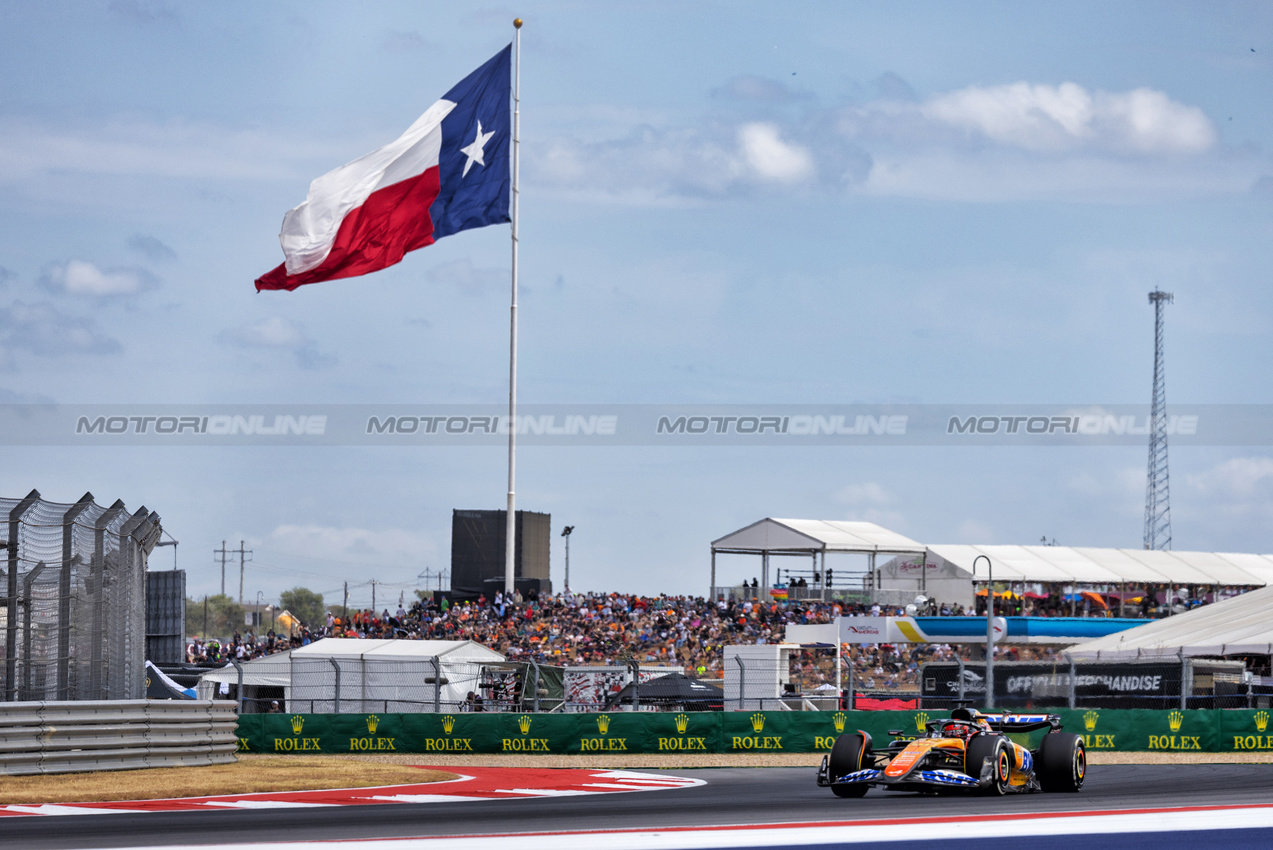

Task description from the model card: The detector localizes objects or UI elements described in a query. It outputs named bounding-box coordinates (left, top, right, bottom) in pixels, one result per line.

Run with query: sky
left=1, top=1, right=1272, bottom=610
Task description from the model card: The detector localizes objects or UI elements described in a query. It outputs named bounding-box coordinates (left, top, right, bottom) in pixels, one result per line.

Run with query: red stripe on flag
left=256, top=166, right=442, bottom=292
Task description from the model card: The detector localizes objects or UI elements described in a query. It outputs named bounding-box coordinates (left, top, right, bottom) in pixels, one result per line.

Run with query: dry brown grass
left=0, top=758, right=456, bottom=805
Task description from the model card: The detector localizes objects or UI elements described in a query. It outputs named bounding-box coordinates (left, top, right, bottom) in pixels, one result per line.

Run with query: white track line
left=135, top=804, right=1273, bottom=850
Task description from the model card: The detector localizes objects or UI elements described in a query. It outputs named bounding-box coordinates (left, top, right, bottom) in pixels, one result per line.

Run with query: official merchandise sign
left=920, top=662, right=1188, bottom=709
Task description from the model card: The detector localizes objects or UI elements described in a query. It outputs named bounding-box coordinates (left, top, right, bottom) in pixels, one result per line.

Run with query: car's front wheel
left=966, top=734, right=1011, bottom=796
left=828, top=732, right=872, bottom=798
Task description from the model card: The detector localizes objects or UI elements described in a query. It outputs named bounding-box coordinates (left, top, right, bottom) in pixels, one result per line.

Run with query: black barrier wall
left=235, top=708, right=1273, bottom=755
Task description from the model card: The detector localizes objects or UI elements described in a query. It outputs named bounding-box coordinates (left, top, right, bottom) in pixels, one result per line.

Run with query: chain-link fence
left=0, top=490, right=161, bottom=702
left=195, top=657, right=704, bottom=714
left=919, top=658, right=1260, bottom=710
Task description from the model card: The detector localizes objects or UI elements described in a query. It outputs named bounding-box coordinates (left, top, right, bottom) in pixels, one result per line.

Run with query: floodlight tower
left=1144, top=289, right=1174, bottom=550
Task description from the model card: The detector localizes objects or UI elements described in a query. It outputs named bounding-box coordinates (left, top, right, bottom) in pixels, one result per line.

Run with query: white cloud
left=956, top=519, right=995, bottom=541
left=738, top=123, right=814, bottom=182
left=834, top=481, right=904, bottom=528
left=427, top=257, right=506, bottom=293
left=1181, top=457, right=1273, bottom=532
left=218, top=317, right=334, bottom=369
left=41, top=259, right=155, bottom=296
left=530, top=76, right=1246, bottom=205
left=713, top=75, right=810, bottom=104
left=264, top=523, right=440, bottom=566
left=529, top=120, right=828, bottom=203
left=0, top=116, right=354, bottom=184
left=1187, top=457, right=1273, bottom=502
left=223, top=316, right=306, bottom=348
left=858, top=149, right=1254, bottom=203
left=127, top=234, right=177, bottom=262
left=0, top=300, right=121, bottom=364
left=836, top=481, right=893, bottom=506
left=921, top=82, right=1216, bottom=154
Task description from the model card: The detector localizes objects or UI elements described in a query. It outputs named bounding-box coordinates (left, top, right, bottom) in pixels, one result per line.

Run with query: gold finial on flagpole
left=513, top=18, right=522, bottom=28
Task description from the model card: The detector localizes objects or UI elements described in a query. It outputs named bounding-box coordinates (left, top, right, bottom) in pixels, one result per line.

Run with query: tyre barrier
left=235, top=707, right=1273, bottom=756
left=0, top=700, right=240, bottom=775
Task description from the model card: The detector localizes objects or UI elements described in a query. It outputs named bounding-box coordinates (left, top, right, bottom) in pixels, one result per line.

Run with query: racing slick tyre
left=966, top=734, right=1011, bottom=796
left=1038, top=731, right=1086, bottom=792
left=828, top=732, right=872, bottom=798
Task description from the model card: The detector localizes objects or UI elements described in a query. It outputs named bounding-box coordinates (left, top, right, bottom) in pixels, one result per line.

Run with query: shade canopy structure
left=289, top=638, right=504, bottom=663
left=710, top=518, right=925, bottom=599
left=196, top=648, right=297, bottom=709
left=923, top=545, right=1273, bottom=587
left=198, top=640, right=507, bottom=712
left=713, top=519, right=925, bottom=555
left=1067, top=583, right=1273, bottom=660
left=602, top=672, right=725, bottom=711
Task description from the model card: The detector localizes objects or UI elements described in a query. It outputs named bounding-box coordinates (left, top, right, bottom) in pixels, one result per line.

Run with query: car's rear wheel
left=966, top=734, right=1010, bottom=795
left=828, top=732, right=872, bottom=798
left=1038, top=732, right=1085, bottom=792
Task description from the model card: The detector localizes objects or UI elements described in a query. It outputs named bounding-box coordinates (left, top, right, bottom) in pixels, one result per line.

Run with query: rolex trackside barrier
left=234, top=708, right=1273, bottom=756
left=0, top=699, right=240, bottom=775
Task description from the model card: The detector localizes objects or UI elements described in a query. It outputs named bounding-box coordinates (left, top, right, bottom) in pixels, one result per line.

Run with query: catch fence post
left=628, top=658, right=640, bottom=712
left=328, top=657, right=341, bottom=713
left=1179, top=651, right=1189, bottom=710
left=1068, top=654, right=1077, bottom=710
left=735, top=656, right=746, bottom=711
left=231, top=660, right=244, bottom=713
left=845, top=652, right=854, bottom=711
left=529, top=660, right=541, bottom=712
left=430, top=657, right=441, bottom=713
left=957, top=655, right=966, bottom=704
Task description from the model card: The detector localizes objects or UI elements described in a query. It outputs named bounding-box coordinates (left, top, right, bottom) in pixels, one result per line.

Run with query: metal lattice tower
left=1144, top=289, right=1174, bottom=550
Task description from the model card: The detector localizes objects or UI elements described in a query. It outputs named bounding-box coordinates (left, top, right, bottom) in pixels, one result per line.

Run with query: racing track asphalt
left=3, top=764, right=1272, bottom=849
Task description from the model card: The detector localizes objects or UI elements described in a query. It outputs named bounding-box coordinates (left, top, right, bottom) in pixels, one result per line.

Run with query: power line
left=214, top=540, right=229, bottom=596
left=236, top=540, right=253, bottom=605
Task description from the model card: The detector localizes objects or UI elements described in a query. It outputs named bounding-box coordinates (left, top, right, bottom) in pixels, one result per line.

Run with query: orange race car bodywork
left=817, top=708, right=1083, bottom=796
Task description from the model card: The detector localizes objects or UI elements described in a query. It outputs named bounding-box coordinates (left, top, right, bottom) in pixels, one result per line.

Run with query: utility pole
left=343, top=582, right=348, bottom=621
left=371, top=579, right=377, bottom=613
left=560, top=526, right=574, bottom=590
left=236, top=540, right=253, bottom=605
left=1144, top=289, right=1174, bottom=551
left=214, top=541, right=229, bottom=596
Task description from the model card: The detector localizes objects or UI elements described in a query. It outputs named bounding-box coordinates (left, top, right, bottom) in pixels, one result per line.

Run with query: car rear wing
left=980, top=713, right=1062, bottom=733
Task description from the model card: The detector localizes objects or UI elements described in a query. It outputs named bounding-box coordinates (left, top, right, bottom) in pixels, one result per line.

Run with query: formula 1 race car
left=816, top=707, right=1085, bottom=797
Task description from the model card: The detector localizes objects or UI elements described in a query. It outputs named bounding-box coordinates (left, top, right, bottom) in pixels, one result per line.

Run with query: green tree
left=279, top=587, right=325, bottom=627
left=185, top=594, right=246, bottom=639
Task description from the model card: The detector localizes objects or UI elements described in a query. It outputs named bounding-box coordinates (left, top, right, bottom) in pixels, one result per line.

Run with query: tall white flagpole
left=504, top=18, right=522, bottom=596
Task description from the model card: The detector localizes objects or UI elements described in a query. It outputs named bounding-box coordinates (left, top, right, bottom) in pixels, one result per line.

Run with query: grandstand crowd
left=189, top=590, right=1074, bottom=692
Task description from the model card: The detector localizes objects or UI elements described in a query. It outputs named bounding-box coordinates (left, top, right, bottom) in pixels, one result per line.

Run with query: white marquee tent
left=197, top=639, right=505, bottom=713
left=290, top=638, right=505, bottom=712
left=1067, top=584, right=1273, bottom=660
left=923, top=545, right=1273, bottom=587
left=712, top=518, right=1273, bottom=607
left=877, top=545, right=1273, bottom=611
left=710, top=518, right=925, bottom=595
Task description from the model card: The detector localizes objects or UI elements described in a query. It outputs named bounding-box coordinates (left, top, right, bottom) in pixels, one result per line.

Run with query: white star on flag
left=459, top=120, right=495, bottom=177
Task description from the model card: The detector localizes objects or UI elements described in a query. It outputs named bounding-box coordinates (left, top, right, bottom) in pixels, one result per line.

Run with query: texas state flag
left=255, top=46, right=511, bottom=292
